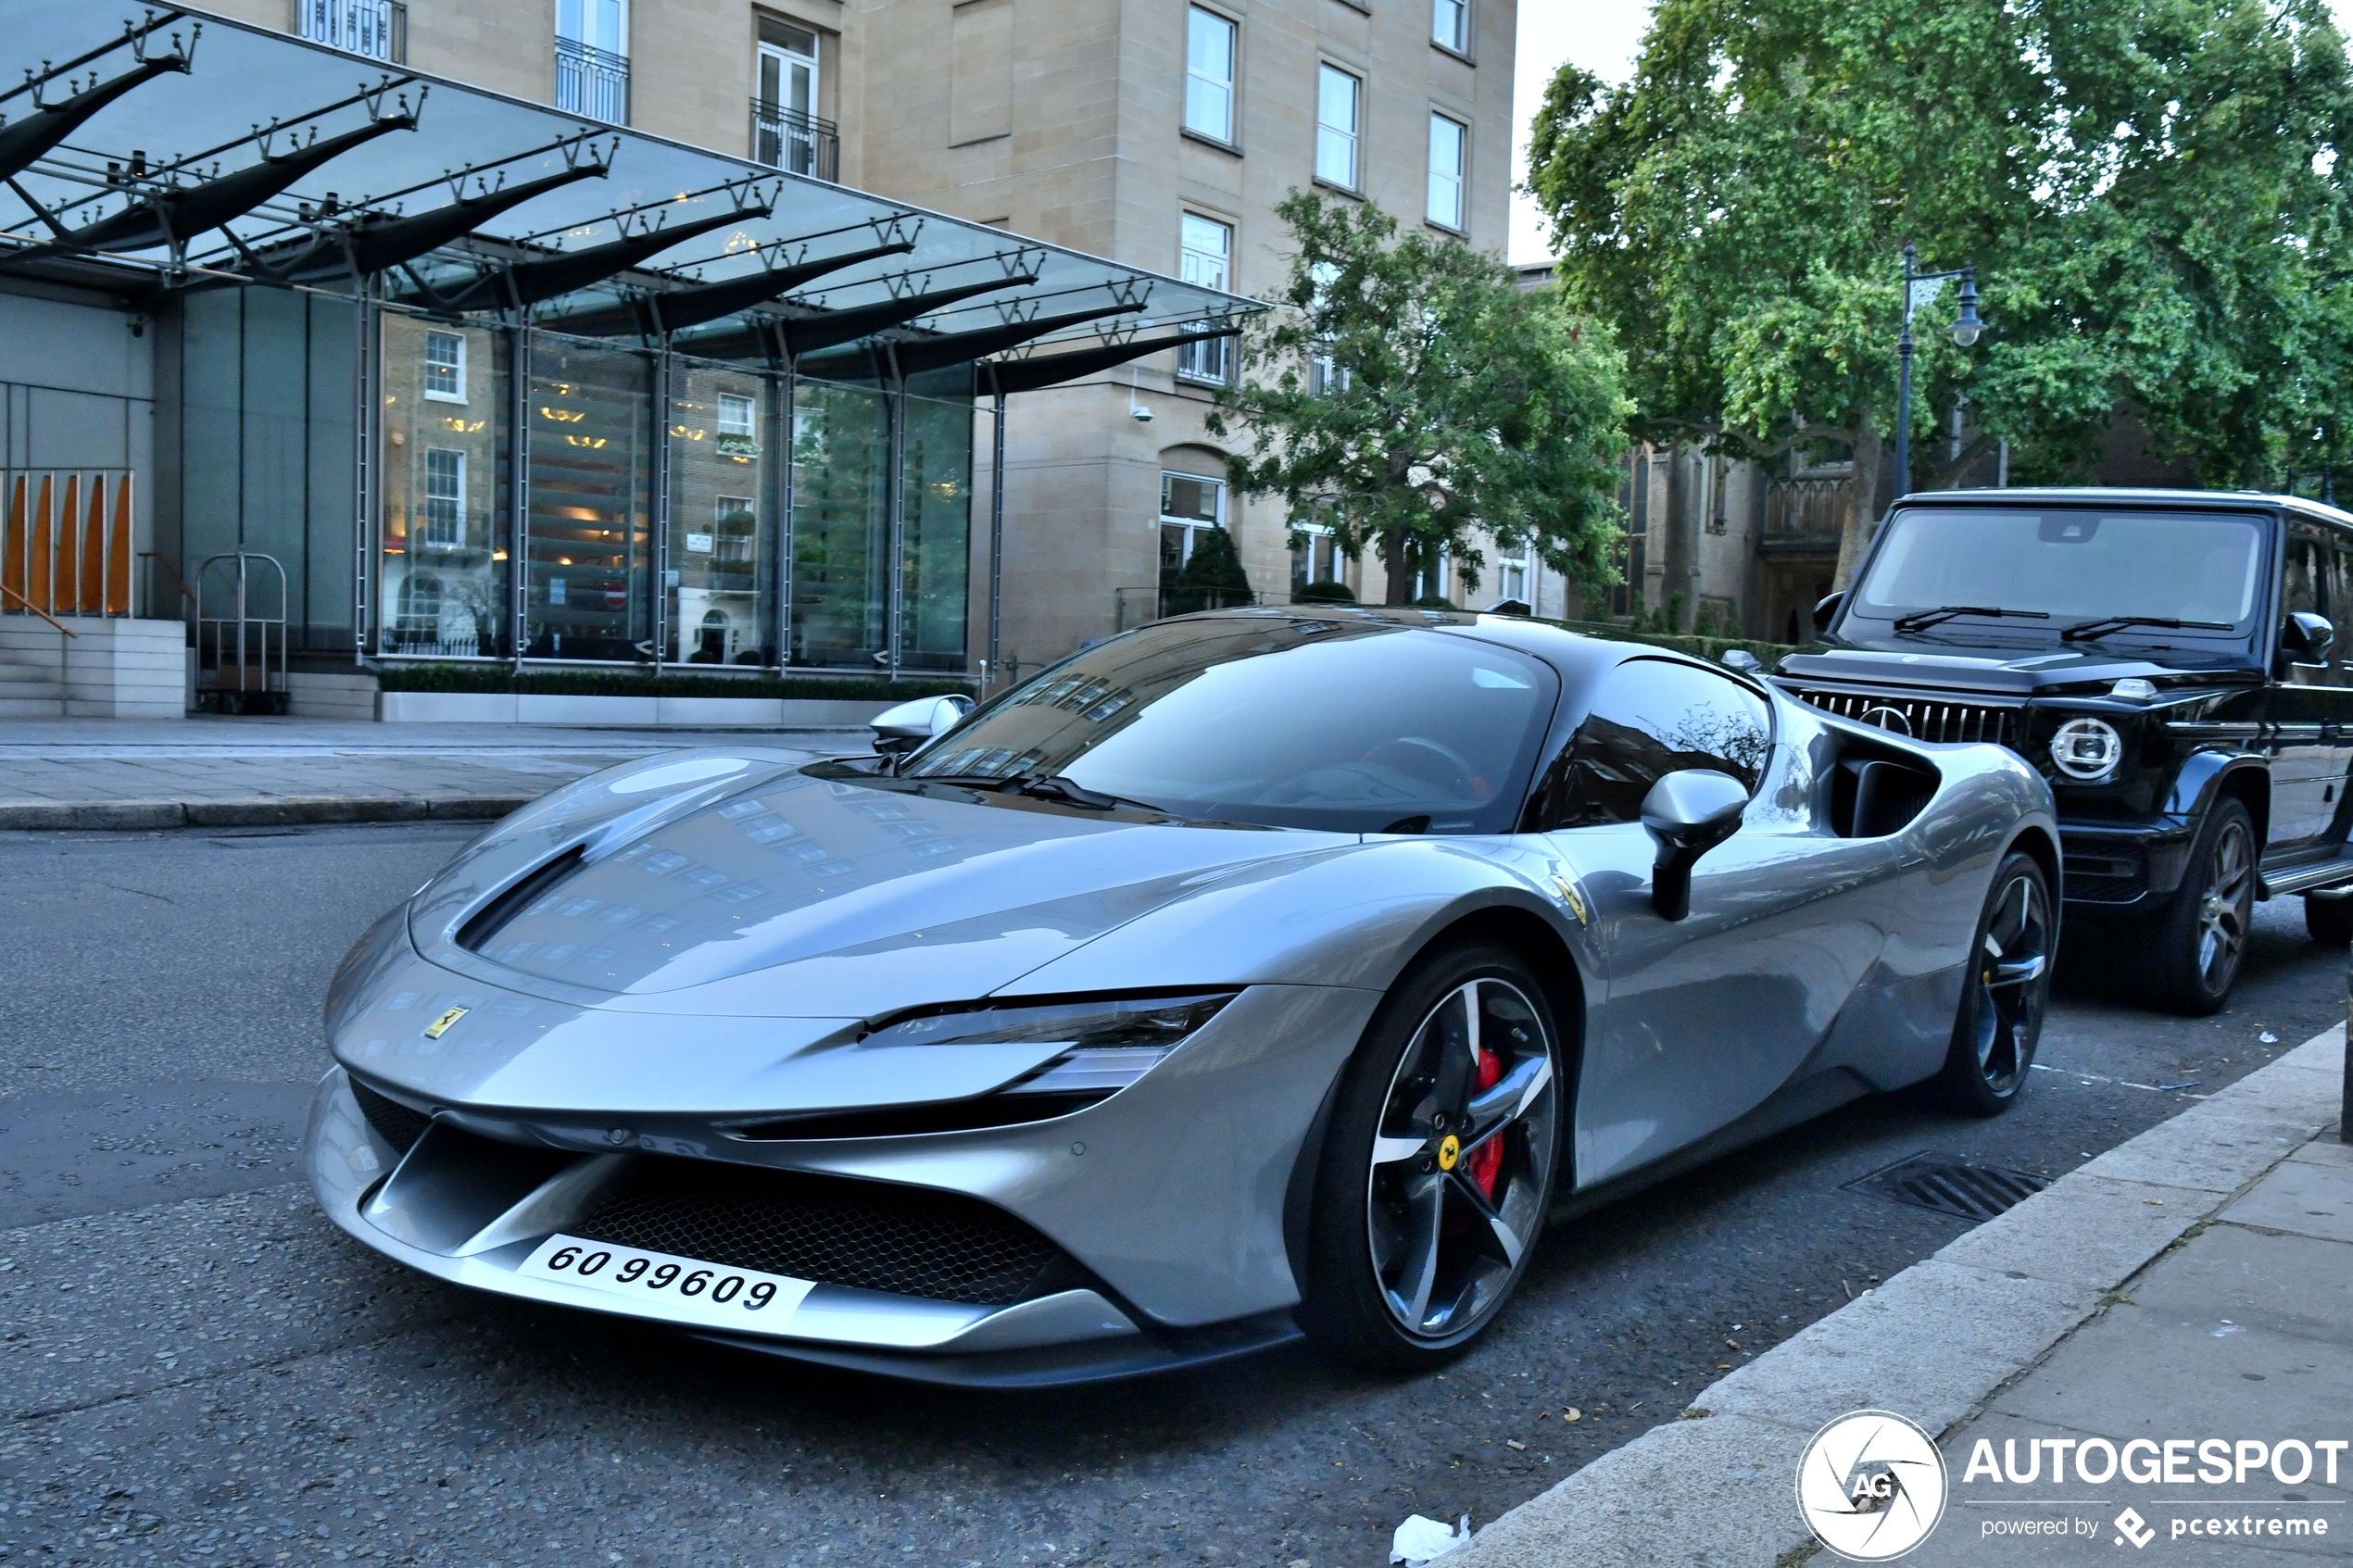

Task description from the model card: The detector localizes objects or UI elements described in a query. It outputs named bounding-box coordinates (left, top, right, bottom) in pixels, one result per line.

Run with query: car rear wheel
left=1937, top=852, right=2053, bottom=1116
left=1298, top=942, right=1564, bottom=1369
left=2141, top=798, right=2256, bottom=1016
left=2305, top=891, right=2353, bottom=947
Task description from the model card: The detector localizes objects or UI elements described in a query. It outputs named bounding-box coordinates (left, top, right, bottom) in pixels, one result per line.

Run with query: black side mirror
left=2282, top=610, right=2336, bottom=670
left=1813, top=592, right=1846, bottom=633
left=1640, top=769, right=1750, bottom=922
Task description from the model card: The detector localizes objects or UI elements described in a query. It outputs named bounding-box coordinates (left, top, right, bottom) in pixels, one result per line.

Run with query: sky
left=1507, top=0, right=2353, bottom=264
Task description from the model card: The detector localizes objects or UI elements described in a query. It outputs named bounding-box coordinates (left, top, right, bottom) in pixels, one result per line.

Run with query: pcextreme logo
left=1797, top=1411, right=1950, bottom=1561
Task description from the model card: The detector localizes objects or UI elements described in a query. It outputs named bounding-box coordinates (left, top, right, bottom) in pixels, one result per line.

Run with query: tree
left=1167, top=524, right=1253, bottom=614
left=1207, top=192, right=1631, bottom=607
left=1527, top=0, right=2353, bottom=583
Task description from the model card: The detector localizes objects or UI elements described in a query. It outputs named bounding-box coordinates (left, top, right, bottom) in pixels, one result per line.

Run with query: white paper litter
left=1390, top=1512, right=1472, bottom=1564
left=2259, top=1031, right=2280, bottom=1044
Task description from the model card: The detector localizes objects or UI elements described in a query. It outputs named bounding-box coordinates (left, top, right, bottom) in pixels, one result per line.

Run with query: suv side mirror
left=1640, top=769, right=1749, bottom=922
left=1720, top=648, right=1763, bottom=674
left=872, top=693, right=974, bottom=757
left=1812, top=592, right=1845, bottom=633
left=2281, top=610, right=2336, bottom=670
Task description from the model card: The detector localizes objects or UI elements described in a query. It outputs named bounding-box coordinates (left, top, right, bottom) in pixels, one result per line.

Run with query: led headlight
left=870, top=993, right=1236, bottom=1100
left=2049, top=717, right=2124, bottom=782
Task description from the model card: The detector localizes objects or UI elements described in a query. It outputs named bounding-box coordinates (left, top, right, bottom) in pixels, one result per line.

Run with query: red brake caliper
left=1466, top=1043, right=1504, bottom=1198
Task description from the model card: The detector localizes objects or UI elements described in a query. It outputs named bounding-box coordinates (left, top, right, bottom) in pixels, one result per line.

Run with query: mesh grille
left=351, top=1078, right=433, bottom=1154
left=573, top=1158, right=1064, bottom=1306
left=1794, top=688, right=2019, bottom=747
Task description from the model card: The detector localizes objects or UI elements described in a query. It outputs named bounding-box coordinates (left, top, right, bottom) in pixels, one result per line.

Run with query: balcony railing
left=749, top=101, right=840, bottom=182
left=296, top=0, right=405, bottom=61
left=557, top=38, right=630, bottom=125
left=1763, top=474, right=1850, bottom=554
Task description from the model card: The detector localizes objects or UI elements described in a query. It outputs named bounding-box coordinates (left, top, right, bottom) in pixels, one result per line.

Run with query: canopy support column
left=772, top=358, right=796, bottom=668
left=884, top=349, right=905, bottom=682
left=988, top=390, right=1005, bottom=690
left=510, top=321, right=533, bottom=670
left=351, top=281, right=377, bottom=663
left=651, top=339, right=672, bottom=671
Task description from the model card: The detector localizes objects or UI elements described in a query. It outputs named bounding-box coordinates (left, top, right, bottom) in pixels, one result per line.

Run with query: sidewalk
left=0, top=717, right=867, bottom=830
left=1454, top=1025, right=2350, bottom=1567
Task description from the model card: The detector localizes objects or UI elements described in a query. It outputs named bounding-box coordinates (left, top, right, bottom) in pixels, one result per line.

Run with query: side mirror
left=1812, top=592, right=1846, bottom=633
left=871, top=693, right=974, bottom=757
left=1640, top=769, right=1749, bottom=922
left=1720, top=648, right=1763, bottom=674
left=2281, top=610, right=2336, bottom=670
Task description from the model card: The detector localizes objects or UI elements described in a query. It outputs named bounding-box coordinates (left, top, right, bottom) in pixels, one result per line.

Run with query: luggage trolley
left=195, top=552, right=290, bottom=714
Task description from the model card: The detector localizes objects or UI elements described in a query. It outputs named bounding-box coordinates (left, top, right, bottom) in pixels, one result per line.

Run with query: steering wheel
left=1362, top=736, right=1478, bottom=796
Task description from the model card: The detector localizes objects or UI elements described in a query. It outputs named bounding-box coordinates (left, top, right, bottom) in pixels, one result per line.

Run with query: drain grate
left=1843, top=1151, right=2051, bottom=1223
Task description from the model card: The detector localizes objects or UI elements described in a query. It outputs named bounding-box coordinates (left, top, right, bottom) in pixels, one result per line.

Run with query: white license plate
left=519, top=1234, right=815, bottom=1331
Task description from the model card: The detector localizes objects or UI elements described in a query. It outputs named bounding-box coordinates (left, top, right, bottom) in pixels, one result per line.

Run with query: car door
left=1538, top=658, right=1898, bottom=1187
left=2263, top=520, right=2353, bottom=857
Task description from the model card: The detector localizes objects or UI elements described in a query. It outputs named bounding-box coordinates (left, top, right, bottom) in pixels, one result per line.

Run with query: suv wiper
left=2060, top=614, right=2235, bottom=642
left=1891, top=605, right=2053, bottom=633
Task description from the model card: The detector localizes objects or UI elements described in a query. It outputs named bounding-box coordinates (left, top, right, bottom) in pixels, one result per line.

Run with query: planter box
left=375, top=691, right=896, bottom=728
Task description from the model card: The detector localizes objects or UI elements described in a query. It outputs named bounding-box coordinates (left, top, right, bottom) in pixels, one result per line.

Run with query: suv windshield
left=900, top=615, right=1559, bottom=834
left=1851, top=508, right=2266, bottom=638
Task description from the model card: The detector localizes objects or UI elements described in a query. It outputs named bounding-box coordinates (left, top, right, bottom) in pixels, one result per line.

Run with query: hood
left=1778, top=639, right=2262, bottom=696
left=408, top=761, right=1356, bottom=1018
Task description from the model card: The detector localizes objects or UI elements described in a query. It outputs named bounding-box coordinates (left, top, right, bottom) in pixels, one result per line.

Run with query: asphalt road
left=0, top=822, right=2342, bottom=1568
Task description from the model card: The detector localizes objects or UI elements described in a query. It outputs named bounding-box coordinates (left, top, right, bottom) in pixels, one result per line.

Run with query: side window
left=2284, top=524, right=2326, bottom=621
left=1546, top=659, right=1773, bottom=830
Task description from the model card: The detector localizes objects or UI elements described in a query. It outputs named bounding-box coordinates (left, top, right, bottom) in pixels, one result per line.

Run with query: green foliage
left=1527, top=0, right=2353, bottom=545
left=1293, top=579, right=1358, bottom=603
left=373, top=665, right=971, bottom=698
left=1166, top=525, right=1255, bottom=614
left=1209, top=192, right=1633, bottom=607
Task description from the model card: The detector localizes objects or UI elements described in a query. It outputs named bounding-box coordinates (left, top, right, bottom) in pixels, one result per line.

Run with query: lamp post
left=1894, top=242, right=1985, bottom=497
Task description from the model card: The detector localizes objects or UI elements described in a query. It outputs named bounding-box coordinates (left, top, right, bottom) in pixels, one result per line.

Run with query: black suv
left=1777, top=487, right=2351, bottom=1014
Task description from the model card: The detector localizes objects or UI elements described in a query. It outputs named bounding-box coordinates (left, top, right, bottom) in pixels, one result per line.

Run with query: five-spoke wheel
left=1939, top=851, right=2055, bottom=1115
left=2144, top=798, right=2256, bottom=1016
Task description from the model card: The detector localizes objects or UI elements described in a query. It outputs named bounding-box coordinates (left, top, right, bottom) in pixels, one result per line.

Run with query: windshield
left=1851, top=508, right=2266, bottom=636
left=901, top=615, right=1560, bottom=833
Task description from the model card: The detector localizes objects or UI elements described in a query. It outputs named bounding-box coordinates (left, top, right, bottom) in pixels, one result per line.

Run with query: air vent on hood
left=457, top=846, right=588, bottom=954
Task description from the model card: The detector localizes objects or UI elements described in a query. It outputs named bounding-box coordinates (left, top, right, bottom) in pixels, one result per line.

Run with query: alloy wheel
left=1365, top=978, right=1558, bottom=1339
left=2196, top=820, right=2253, bottom=987
left=1971, top=872, right=2050, bottom=1095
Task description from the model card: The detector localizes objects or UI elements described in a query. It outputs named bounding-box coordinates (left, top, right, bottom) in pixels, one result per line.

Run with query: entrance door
left=2267, top=520, right=2353, bottom=856
left=757, top=26, right=821, bottom=174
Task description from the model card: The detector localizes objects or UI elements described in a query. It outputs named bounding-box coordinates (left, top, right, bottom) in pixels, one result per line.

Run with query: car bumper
left=2057, top=820, right=2196, bottom=909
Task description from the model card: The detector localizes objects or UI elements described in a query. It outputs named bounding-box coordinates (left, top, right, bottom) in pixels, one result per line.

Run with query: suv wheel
left=2307, top=892, right=2353, bottom=947
left=2143, top=798, right=2256, bottom=1016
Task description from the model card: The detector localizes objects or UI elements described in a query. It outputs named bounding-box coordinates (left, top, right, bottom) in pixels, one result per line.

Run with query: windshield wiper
left=901, top=770, right=1176, bottom=815
left=2060, top=614, right=2235, bottom=642
left=1891, top=605, right=2053, bottom=633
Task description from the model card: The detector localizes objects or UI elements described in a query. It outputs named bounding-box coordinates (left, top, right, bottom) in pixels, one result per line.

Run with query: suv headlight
left=2050, top=717, right=2124, bottom=782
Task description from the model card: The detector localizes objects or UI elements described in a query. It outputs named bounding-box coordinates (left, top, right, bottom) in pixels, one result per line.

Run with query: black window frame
left=1520, top=654, right=1778, bottom=833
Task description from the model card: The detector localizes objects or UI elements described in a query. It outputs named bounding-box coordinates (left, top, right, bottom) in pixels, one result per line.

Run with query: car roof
left=1894, top=486, right=2353, bottom=538
left=1160, top=606, right=1743, bottom=691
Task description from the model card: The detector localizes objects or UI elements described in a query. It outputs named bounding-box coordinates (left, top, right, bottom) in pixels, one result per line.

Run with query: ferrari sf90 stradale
left=307, top=610, right=2056, bottom=1383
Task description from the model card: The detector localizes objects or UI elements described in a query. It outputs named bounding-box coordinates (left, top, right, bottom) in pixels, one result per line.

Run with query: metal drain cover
left=1843, top=1152, right=2052, bottom=1223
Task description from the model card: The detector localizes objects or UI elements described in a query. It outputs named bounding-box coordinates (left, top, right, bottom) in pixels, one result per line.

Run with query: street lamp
left=1894, top=241, right=1985, bottom=496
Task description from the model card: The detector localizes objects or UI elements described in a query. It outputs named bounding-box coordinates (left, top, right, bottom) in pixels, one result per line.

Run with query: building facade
left=198, top=0, right=1521, bottom=673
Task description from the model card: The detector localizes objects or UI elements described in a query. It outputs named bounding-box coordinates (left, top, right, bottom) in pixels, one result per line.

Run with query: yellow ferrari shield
left=1436, top=1134, right=1462, bottom=1172
left=423, top=1006, right=469, bottom=1040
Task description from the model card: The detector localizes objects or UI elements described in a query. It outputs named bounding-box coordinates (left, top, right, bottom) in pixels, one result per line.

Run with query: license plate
left=519, top=1235, right=815, bottom=1331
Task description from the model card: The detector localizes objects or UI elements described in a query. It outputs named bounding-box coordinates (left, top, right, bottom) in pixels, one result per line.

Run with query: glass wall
left=666, top=353, right=773, bottom=664
left=788, top=375, right=890, bottom=668
left=381, top=311, right=510, bottom=656
left=899, top=385, right=971, bottom=670
left=525, top=333, right=652, bottom=660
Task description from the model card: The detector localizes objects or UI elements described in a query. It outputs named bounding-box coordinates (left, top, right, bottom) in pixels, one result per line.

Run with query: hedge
left=1545, top=620, right=1795, bottom=667
left=371, top=664, right=974, bottom=699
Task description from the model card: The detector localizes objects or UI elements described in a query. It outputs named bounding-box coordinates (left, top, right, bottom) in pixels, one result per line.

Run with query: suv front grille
left=1793, top=688, right=2019, bottom=746
left=572, top=1158, right=1067, bottom=1306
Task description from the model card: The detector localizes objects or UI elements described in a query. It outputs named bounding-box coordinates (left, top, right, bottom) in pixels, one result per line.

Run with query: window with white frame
left=1307, top=259, right=1351, bottom=395
left=1413, top=546, right=1450, bottom=604
left=1159, top=470, right=1225, bottom=588
left=1176, top=213, right=1233, bottom=383
left=423, top=331, right=466, bottom=403
left=422, top=448, right=465, bottom=546
left=1315, top=65, right=1360, bottom=190
left=1432, top=0, right=1468, bottom=53
left=1185, top=7, right=1236, bottom=143
left=1427, top=114, right=1466, bottom=230
left=1290, top=522, right=1347, bottom=595
left=717, top=392, right=756, bottom=436
left=1495, top=546, right=1532, bottom=605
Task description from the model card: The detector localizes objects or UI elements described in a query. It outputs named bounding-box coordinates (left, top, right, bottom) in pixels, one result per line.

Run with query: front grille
left=572, top=1158, right=1066, bottom=1306
left=1793, top=688, right=2019, bottom=746
left=2063, top=859, right=2146, bottom=903
left=1844, top=1151, right=2051, bottom=1223
left=351, top=1077, right=433, bottom=1154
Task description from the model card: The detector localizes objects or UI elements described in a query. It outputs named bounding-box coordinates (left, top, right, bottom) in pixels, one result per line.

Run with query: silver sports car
left=306, top=610, right=2058, bottom=1383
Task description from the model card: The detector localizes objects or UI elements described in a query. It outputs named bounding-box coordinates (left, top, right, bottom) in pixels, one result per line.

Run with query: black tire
left=1936, top=852, right=2054, bottom=1117
left=2305, top=892, right=2353, bottom=947
left=2140, top=798, right=2257, bottom=1016
left=1298, top=941, right=1565, bottom=1370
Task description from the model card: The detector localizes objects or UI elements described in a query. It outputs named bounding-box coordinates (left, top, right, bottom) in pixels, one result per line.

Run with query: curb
left=1454, top=1023, right=2349, bottom=1568
left=0, top=797, right=532, bottom=832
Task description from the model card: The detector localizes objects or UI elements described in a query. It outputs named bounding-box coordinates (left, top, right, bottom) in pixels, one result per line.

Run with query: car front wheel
left=2142, top=798, right=2256, bottom=1016
left=1298, top=942, right=1564, bottom=1369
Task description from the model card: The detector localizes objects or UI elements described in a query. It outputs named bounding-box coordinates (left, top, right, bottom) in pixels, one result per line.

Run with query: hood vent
left=457, top=845, right=589, bottom=954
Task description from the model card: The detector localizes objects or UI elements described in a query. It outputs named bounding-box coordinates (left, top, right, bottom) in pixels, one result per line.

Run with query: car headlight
left=2049, top=717, right=2124, bottom=782
left=729, top=994, right=1238, bottom=1141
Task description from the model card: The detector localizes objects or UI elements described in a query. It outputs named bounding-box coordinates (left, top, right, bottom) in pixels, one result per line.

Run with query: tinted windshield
left=903, top=616, right=1560, bottom=833
left=1852, top=508, right=2266, bottom=635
